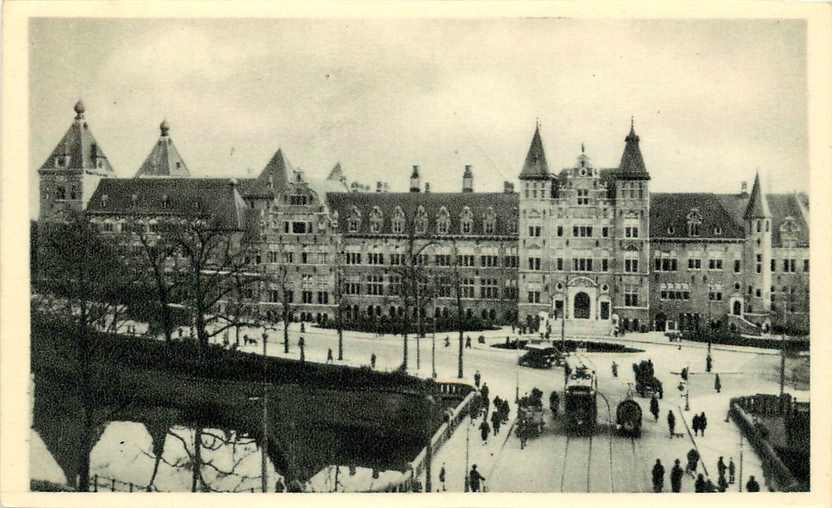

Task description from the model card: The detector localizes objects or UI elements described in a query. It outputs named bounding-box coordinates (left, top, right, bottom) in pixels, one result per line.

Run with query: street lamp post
left=463, top=414, right=470, bottom=492
left=424, top=395, right=435, bottom=493
left=432, top=316, right=437, bottom=379
left=261, top=332, right=268, bottom=493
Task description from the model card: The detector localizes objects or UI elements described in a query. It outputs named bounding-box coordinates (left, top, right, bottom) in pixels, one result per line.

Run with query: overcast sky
left=29, top=18, right=807, bottom=217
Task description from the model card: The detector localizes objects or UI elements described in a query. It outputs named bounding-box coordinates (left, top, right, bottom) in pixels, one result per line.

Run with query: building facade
left=36, top=102, right=810, bottom=334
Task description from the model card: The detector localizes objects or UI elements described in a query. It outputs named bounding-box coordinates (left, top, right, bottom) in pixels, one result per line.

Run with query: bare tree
left=333, top=246, right=348, bottom=361
left=450, top=240, right=466, bottom=379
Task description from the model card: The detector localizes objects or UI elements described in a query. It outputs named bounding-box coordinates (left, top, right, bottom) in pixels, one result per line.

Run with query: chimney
left=383, top=181, right=390, bottom=192
left=410, top=165, right=421, bottom=193
left=376, top=181, right=384, bottom=193
left=740, top=181, right=748, bottom=196
left=462, top=164, right=474, bottom=193
left=425, top=182, right=431, bottom=193
left=504, top=181, right=515, bottom=194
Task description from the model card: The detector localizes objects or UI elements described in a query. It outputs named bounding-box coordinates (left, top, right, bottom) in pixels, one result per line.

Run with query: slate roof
left=326, top=192, right=519, bottom=237
left=86, top=178, right=250, bottom=230
left=650, top=193, right=745, bottom=239
left=239, top=148, right=293, bottom=198
left=38, top=100, right=115, bottom=175
left=617, top=124, right=649, bottom=179
left=519, top=125, right=550, bottom=180
left=767, top=193, right=809, bottom=247
left=327, top=162, right=347, bottom=183
left=135, top=121, right=190, bottom=177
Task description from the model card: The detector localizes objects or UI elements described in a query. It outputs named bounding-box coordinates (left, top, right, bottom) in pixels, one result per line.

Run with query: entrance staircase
left=549, top=319, right=613, bottom=338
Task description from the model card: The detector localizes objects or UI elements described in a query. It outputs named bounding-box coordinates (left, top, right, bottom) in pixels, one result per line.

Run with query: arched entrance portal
left=733, top=300, right=742, bottom=316
left=573, top=292, right=590, bottom=319
left=655, top=313, right=667, bottom=331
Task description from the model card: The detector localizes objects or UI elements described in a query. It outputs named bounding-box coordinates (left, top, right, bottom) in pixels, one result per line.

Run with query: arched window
left=392, top=206, right=405, bottom=234
left=483, top=207, right=496, bottom=235
left=369, top=206, right=383, bottom=233
left=686, top=208, right=702, bottom=237
left=415, top=206, right=428, bottom=235
left=460, top=206, right=473, bottom=234
left=331, top=210, right=339, bottom=230
left=436, top=207, right=450, bottom=235
left=348, top=206, right=361, bottom=233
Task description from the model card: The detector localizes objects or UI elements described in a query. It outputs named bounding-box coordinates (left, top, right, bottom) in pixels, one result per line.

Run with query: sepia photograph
left=2, top=3, right=830, bottom=506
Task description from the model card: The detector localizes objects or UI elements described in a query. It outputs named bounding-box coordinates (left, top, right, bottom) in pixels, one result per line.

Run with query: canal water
left=30, top=370, right=426, bottom=492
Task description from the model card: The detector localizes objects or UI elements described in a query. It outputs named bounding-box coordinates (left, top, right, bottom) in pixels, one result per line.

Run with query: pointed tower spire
left=135, top=120, right=190, bottom=177
left=38, top=101, right=114, bottom=175
left=519, top=123, right=550, bottom=180
left=257, top=148, right=292, bottom=191
left=744, top=171, right=770, bottom=219
left=617, top=118, right=649, bottom=179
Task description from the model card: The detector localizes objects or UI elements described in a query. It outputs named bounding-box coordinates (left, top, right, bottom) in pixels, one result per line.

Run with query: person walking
left=474, top=370, right=482, bottom=388
left=370, top=352, right=376, bottom=369
left=326, top=348, right=333, bottom=364
left=670, top=459, right=684, bottom=493
left=469, top=465, right=485, bottom=492
left=298, top=336, right=305, bottom=363
left=480, top=382, right=490, bottom=402
left=465, top=335, right=472, bottom=349
left=745, top=475, right=760, bottom=492
left=706, top=354, right=713, bottom=373
left=650, top=395, right=660, bottom=422
left=479, top=419, right=490, bottom=444
left=699, top=412, right=708, bottom=436
left=686, top=448, right=700, bottom=476
left=491, top=407, right=501, bottom=435
left=667, top=409, right=676, bottom=438
left=652, top=459, right=665, bottom=493
left=728, top=457, right=736, bottom=484
left=438, top=463, right=446, bottom=491
left=694, top=473, right=707, bottom=493
left=692, top=413, right=701, bottom=436
left=714, top=373, right=722, bottom=394
left=717, top=456, right=727, bottom=479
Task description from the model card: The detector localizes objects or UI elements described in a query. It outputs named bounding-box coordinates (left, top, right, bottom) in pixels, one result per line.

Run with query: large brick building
left=37, top=101, right=809, bottom=334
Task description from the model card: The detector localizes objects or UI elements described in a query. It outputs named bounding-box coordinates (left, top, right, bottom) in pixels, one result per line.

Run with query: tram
left=563, top=358, right=598, bottom=434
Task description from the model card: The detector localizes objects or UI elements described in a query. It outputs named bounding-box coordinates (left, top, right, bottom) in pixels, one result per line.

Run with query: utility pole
left=739, top=434, right=744, bottom=492
left=779, top=331, right=786, bottom=398
left=261, top=332, right=269, bottom=493
left=464, top=414, right=470, bottom=492
left=424, top=395, right=434, bottom=493
left=515, top=334, right=520, bottom=403
left=432, top=313, right=437, bottom=378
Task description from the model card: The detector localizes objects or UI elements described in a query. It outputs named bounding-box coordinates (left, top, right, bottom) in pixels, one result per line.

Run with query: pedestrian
left=468, top=465, right=485, bottom=492
left=505, top=336, right=511, bottom=346
left=444, top=336, right=450, bottom=348
left=326, top=348, right=333, bottom=364
left=670, top=459, right=684, bottom=493
left=694, top=473, right=707, bottom=493
left=480, top=382, right=490, bottom=402
left=745, top=475, right=760, bottom=492
left=479, top=419, right=490, bottom=444
left=491, top=407, right=501, bottom=435
left=519, top=421, right=529, bottom=450
left=686, top=448, right=700, bottom=476
left=667, top=409, right=676, bottom=438
left=651, top=459, right=665, bottom=493
left=717, top=456, right=727, bottom=479
left=439, top=463, right=446, bottom=491
left=706, top=354, right=712, bottom=373
left=465, top=336, right=472, bottom=349
left=474, top=369, right=481, bottom=388
left=274, top=477, right=286, bottom=492
left=728, top=457, right=736, bottom=484
left=611, top=361, right=618, bottom=377
left=511, top=323, right=516, bottom=334
left=699, top=412, right=708, bottom=436
left=298, top=336, right=305, bottom=362
left=300, top=322, right=306, bottom=333
left=718, top=474, right=728, bottom=492
left=714, top=373, right=722, bottom=393
left=370, top=352, right=376, bottom=369
left=650, top=395, right=659, bottom=422
left=692, top=413, right=701, bottom=436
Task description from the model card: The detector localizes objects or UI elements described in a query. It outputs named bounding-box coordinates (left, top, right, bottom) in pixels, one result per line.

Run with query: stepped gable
left=650, top=193, right=745, bottom=239
left=87, top=178, right=249, bottom=230
left=518, top=125, right=550, bottom=180
left=135, top=120, right=190, bottom=177
left=326, top=192, right=519, bottom=237
left=617, top=121, right=649, bottom=179
left=39, top=100, right=115, bottom=175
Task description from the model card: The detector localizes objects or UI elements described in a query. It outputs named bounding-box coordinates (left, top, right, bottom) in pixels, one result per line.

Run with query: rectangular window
left=292, top=222, right=308, bottom=234
left=556, top=258, right=564, bottom=271
left=624, top=286, right=639, bottom=307
left=529, top=225, right=542, bottom=237
left=528, top=291, right=541, bottom=304
left=625, top=226, right=639, bottom=238
left=345, top=252, right=361, bottom=265
left=688, top=258, right=701, bottom=270
left=708, top=291, right=723, bottom=301
left=602, top=259, right=609, bottom=272
left=770, top=259, right=776, bottom=272
left=804, top=259, right=809, bottom=272
left=528, top=257, right=541, bottom=271
left=301, top=252, right=309, bottom=264
left=367, top=253, right=384, bottom=265
left=435, top=254, right=451, bottom=266
left=573, top=258, right=593, bottom=272
left=790, top=259, right=796, bottom=273
left=557, top=226, right=564, bottom=237
left=479, top=279, right=499, bottom=299
left=734, top=259, right=741, bottom=273
left=572, top=226, right=593, bottom=238
left=708, top=259, right=723, bottom=270
left=317, top=291, right=329, bottom=304
left=503, top=255, right=519, bottom=268
left=602, top=227, right=609, bottom=238
left=625, top=258, right=638, bottom=273
left=480, top=255, right=499, bottom=267
left=302, top=291, right=313, bottom=304
left=576, top=189, right=589, bottom=205
left=366, top=275, right=384, bottom=295
left=461, top=278, right=475, bottom=298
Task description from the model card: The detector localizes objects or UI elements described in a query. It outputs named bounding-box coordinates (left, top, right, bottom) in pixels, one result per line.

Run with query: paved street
left=210, top=322, right=804, bottom=492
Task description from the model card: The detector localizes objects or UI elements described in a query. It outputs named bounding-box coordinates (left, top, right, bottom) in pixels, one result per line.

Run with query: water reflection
left=31, top=370, right=423, bottom=492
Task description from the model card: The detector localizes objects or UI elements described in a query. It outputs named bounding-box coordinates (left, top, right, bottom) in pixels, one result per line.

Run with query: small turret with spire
left=617, top=117, right=650, bottom=180
left=135, top=119, right=190, bottom=177
left=519, top=120, right=550, bottom=180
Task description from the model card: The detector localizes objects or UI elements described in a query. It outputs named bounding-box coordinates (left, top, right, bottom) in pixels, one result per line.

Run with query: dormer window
left=713, top=227, right=723, bottom=236
left=392, top=206, right=405, bottom=234
left=369, top=206, right=383, bottom=234
left=460, top=207, right=473, bottom=235
left=483, top=207, right=496, bottom=235
left=161, top=194, right=171, bottom=209
left=130, top=194, right=138, bottom=208
left=348, top=207, right=361, bottom=233
left=667, top=226, right=675, bottom=235
left=101, top=194, right=109, bottom=207
left=436, top=207, right=450, bottom=235
left=175, top=162, right=181, bottom=169
left=415, top=206, right=428, bottom=235
left=331, top=210, right=339, bottom=231
left=686, top=208, right=702, bottom=237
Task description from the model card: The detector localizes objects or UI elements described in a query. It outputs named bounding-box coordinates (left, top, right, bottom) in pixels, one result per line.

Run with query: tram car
left=615, top=398, right=643, bottom=437
left=563, top=359, right=598, bottom=434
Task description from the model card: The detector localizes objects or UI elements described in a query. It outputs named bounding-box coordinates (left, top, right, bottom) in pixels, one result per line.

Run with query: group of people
left=653, top=453, right=756, bottom=493
left=692, top=412, right=709, bottom=436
